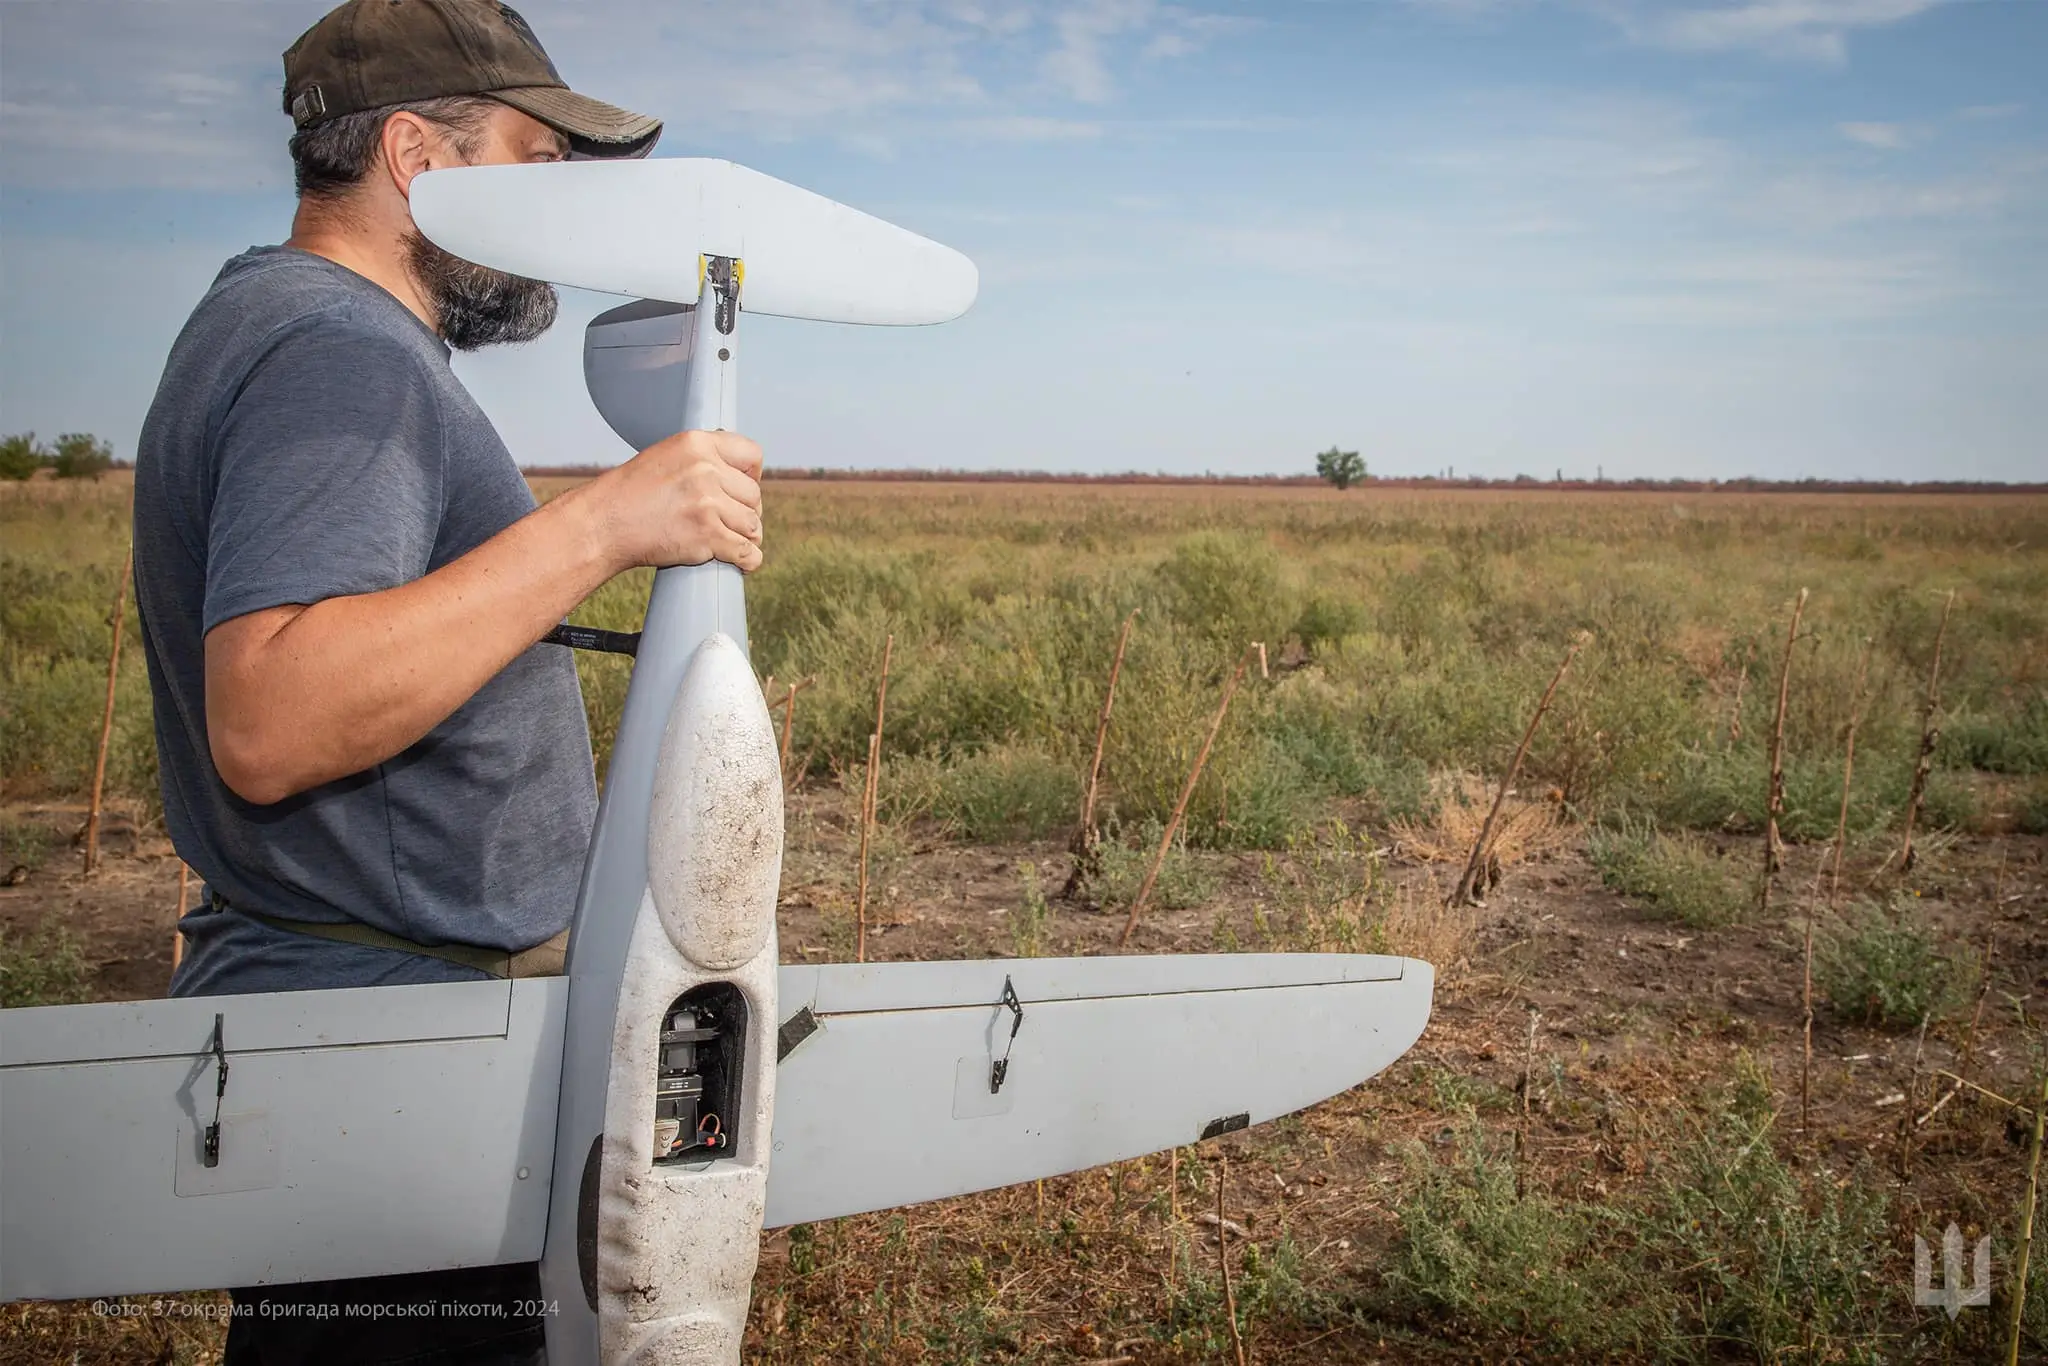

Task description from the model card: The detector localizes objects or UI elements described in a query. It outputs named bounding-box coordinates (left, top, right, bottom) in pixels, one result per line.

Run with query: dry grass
left=1378, top=879, right=1476, bottom=985
left=1388, top=771, right=1573, bottom=870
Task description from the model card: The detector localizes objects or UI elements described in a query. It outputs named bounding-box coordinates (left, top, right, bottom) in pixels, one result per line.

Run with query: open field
left=4, top=474, right=2047, bottom=1362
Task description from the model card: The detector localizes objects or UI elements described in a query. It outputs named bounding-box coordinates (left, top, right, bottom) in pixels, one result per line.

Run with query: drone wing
left=765, top=954, right=1433, bottom=1227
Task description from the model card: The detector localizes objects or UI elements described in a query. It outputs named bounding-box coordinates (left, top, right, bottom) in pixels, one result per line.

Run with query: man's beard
left=403, top=228, right=558, bottom=351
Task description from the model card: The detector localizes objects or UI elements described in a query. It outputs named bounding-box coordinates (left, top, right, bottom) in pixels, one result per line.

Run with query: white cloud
left=1958, top=102, right=2023, bottom=121
left=1838, top=120, right=1913, bottom=148
left=0, top=0, right=1231, bottom=190
left=1040, top=0, right=1157, bottom=102
left=1602, top=0, right=1946, bottom=64
left=1033, top=1, right=1241, bottom=102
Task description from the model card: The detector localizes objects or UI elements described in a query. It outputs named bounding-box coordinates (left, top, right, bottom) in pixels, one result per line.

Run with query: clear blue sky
left=3, top=0, right=2043, bottom=480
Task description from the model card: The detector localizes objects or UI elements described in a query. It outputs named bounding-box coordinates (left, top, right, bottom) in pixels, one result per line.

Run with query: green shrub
left=1, top=558, right=156, bottom=801
left=1652, top=742, right=1906, bottom=840
left=0, top=816, right=55, bottom=874
left=1815, top=898, right=1966, bottom=1030
left=1009, top=862, right=1051, bottom=958
left=1526, top=645, right=1702, bottom=813
left=1371, top=554, right=1478, bottom=656
left=1374, top=1059, right=1900, bottom=1363
left=0, top=432, right=46, bottom=481
left=1251, top=822, right=1382, bottom=952
left=0, top=923, right=93, bottom=1007
left=1291, top=591, right=1367, bottom=651
left=1164, top=1234, right=1332, bottom=1359
left=50, top=432, right=113, bottom=480
left=1919, top=768, right=1984, bottom=833
left=748, top=541, right=940, bottom=665
left=1944, top=693, right=2048, bottom=775
left=1085, top=818, right=1220, bottom=911
left=2019, top=779, right=2048, bottom=836
left=1634, top=1057, right=1896, bottom=1362
left=1153, top=531, right=1296, bottom=657
left=1264, top=675, right=1432, bottom=822
left=893, top=745, right=1077, bottom=842
left=1204, top=734, right=1323, bottom=848
left=1380, top=1122, right=1651, bottom=1355
left=1587, top=820, right=1749, bottom=928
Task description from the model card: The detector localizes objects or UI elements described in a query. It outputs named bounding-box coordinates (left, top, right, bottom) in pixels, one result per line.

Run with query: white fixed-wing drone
left=0, top=161, right=1434, bottom=1365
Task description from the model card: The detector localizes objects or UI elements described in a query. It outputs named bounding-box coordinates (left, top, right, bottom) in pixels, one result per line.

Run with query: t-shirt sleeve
left=202, top=317, right=448, bottom=634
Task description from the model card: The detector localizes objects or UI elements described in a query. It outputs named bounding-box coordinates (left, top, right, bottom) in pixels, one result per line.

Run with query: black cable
left=543, top=624, right=641, bottom=657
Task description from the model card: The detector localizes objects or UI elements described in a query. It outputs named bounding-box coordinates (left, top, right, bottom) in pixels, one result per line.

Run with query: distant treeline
left=1, top=432, right=116, bottom=481
left=520, top=464, right=2047, bottom=495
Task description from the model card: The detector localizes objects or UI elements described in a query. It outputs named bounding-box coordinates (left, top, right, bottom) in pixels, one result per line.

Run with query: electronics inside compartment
left=653, top=982, right=747, bottom=1165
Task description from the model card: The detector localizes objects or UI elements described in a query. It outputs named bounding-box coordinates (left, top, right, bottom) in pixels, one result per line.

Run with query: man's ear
left=380, top=110, right=446, bottom=199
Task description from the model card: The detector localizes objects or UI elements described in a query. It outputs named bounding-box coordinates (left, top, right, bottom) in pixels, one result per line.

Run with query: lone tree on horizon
left=51, top=433, right=113, bottom=481
left=1315, top=446, right=1366, bottom=490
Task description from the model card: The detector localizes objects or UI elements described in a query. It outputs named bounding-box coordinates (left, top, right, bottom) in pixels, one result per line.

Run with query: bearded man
left=130, top=2, right=763, bottom=1360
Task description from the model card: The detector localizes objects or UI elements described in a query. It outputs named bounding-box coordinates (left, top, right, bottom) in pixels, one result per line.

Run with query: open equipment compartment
left=653, top=981, right=748, bottom=1163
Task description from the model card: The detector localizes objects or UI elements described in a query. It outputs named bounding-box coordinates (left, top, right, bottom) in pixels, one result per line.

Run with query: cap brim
left=491, top=86, right=662, bottom=160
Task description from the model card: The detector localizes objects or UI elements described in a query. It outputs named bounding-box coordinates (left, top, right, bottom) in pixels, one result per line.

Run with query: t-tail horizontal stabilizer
left=410, top=158, right=977, bottom=324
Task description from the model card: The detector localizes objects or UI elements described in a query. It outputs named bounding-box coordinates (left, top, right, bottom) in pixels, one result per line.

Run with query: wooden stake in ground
left=1898, top=1011, right=1931, bottom=1178
left=1448, top=631, right=1590, bottom=908
left=171, top=862, right=190, bottom=975
left=1900, top=589, right=1956, bottom=873
left=1216, top=1152, right=1248, bottom=1366
left=1516, top=1009, right=1540, bottom=1199
left=1726, top=639, right=1756, bottom=745
left=1069, top=610, right=1139, bottom=881
left=1828, top=636, right=1876, bottom=907
left=854, top=635, right=894, bottom=964
left=82, top=545, right=133, bottom=877
left=1957, top=845, right=2007, bottom=1086
left=1800, top=910, right=1815, bottom=1134
left=1758, top=588, right=1808, bottom=914
left=1117, top=646, right=1255, bottom=949
left=2008, top=1069, right=2048, bottom=1366
left=774, top=678, right=812, bottom=789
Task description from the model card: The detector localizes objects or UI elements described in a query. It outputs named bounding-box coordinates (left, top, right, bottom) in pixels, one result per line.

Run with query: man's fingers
left=716, top=497, right=764, bottom=545
left=711, top=432, right=763, bottom=479
left=717, top=527, right=764, bottom=572
left=716, top=463, right=762, bottom=510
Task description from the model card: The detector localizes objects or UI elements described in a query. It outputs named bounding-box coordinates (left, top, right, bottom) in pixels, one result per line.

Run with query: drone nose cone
left=646, top=634, right=783, bottom=972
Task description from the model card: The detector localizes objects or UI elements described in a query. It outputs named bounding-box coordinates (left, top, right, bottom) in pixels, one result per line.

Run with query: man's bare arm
left=206, top=430, right=763, bottom=805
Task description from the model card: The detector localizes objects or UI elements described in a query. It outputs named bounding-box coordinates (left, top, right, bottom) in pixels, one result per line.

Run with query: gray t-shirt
left=136, top=246, right=597, bottom=997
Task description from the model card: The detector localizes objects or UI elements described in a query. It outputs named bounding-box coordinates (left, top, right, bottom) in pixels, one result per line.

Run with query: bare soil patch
left=6, top=787, right=2041, bottom=1363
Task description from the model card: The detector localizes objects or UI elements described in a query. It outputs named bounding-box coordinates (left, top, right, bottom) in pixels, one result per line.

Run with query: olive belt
left=213, top=891, right=567, bottom=980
